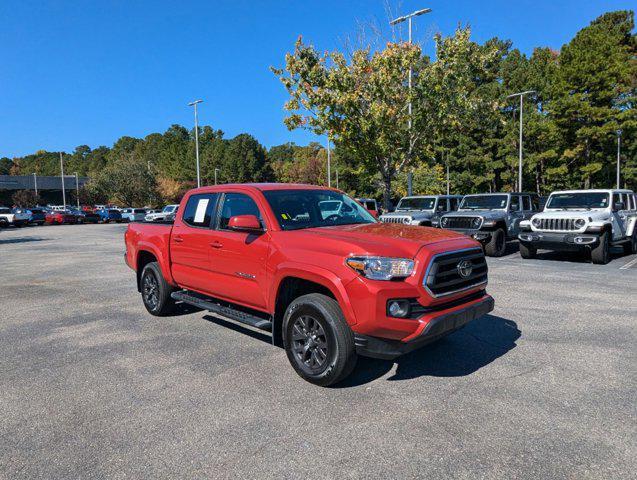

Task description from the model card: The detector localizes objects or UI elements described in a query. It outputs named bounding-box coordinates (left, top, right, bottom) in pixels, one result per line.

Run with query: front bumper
left=518, top=231, right=600, bottom=250
left=354, top=294, right=494, bottom=360
left=443, top=228, right=492, bottom=242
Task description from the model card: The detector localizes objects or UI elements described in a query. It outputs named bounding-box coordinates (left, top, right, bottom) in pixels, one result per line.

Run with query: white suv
left=518, top=189, right=637, bottom=264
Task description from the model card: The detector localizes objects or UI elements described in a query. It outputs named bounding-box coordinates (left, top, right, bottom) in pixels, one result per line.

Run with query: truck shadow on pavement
left=336, top=314, right=520, bottom=387
left=0, top=237, right=48, bottom=245
left=532, top=246, right=625, bottom=264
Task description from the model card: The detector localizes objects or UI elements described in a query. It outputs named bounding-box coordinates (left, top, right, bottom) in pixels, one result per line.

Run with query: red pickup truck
left=124, top=184, right=494, bottom=386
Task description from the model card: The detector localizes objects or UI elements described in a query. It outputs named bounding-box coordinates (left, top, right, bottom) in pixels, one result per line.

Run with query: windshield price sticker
left=194, top=198, right=209, bottom=223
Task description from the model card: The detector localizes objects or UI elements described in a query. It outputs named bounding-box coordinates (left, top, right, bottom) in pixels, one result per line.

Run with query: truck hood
left=381, top=210, right=435, bottom=220
left=534, top=210, right=611, bottom=221
left=445, top=210, right=507, bottom=221
left=286, top=223, right=469, bottom=258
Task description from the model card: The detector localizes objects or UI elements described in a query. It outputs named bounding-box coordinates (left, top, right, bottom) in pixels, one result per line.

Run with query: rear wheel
left=484, top=228, right=506, bottom=257
left=283, top=293, right=357, bottom=387
left=623, top=230, right=637, bottom=255
left=140, top=262, right=175, bottom=316
left=519, top=242, right=536, bottom=259
left=591, top=231, right=610, bottom=265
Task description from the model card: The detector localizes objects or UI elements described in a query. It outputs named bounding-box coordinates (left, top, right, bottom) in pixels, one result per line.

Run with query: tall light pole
left=75, top=172, right=80, bottom=209
left=33, top=173, right=38, bottom=199
left=390, top=8, right=431, bottom=196
left=59, top=152, right=66, bottom=210
left=326, top=136, right=332, bottom=187
left=214, top=168, right=220, bottom=185
left=616, top=129, right=622, bottom=189
left=507, top=90, right=535, bottom=192
left=188, top=99, right=203, bottom=188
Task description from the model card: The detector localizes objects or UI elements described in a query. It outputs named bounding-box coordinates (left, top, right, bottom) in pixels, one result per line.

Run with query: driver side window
left=218, top=193, right=262, bottom=230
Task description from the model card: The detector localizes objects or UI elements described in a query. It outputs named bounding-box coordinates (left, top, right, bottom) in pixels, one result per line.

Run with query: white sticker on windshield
left=194, top=198, right=209, bottom=223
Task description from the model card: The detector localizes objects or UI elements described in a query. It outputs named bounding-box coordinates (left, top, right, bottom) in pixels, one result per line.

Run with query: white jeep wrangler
left=518, top=189, right=637, bottom=264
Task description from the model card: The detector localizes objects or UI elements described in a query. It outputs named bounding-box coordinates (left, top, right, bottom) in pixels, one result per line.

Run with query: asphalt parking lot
left=1, top=224, right=635, bottom=479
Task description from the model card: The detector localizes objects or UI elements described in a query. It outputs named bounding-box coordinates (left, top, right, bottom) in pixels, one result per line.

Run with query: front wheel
left=519, top=242, right=536, bottom=259
left=283, top=293, right=357, bottom=387
left=140, top=262, right=175, bottom=316
left=591, top=231, right=610, bottom=265
left=484, top=228, right=506, bottom=257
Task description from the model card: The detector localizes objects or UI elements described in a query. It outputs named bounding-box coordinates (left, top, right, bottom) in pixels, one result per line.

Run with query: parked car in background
left=45, top=210, right=78, bottom=225
left=439, top=193, right=540, bottom=257
left=145, top=205, right=178, bottom=222
left=355, top=198, right=381, bottom=218
left=81, top=205, right=95, bottom=213
left=121, top=208, right=147, bottom=222
left=518, top=189, right=637, bottom=264
left=80, top=210, right=101, bottom=224
left=0, top=207, right=31, bottom=227
left=125, top=183, right=494, bottom=386
left=381, top=195, right=463, bottom=227
left=96, top=208, right=123, bottom=223
left=28, top=208, right=47, bottom=226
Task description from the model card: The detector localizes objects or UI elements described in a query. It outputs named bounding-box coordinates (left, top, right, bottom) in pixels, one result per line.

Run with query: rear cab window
left=182, top=193, right=220, bottom=228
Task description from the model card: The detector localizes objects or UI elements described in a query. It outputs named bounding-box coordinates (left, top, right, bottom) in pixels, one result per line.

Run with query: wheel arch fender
left=135, top=242, right=175, bottom=290
left=269, top=263, right=358, bottom=327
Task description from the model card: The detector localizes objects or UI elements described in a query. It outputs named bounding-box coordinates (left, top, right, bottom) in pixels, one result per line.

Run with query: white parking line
left=619, top=257, right=637, bottom=270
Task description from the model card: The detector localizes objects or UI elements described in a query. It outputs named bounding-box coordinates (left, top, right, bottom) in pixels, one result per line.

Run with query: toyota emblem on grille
left=457, top=260, right=473, bottom=278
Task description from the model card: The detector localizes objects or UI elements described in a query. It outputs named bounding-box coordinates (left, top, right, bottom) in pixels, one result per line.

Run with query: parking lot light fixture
left=507, top=90, right=536, bottom=192
left=616, top=129, right=622, bottom=189
left=188, top=99, right=204, bottom=188
left=59, top=152, right=66, bottom=210
left=33, top=173, right=38, bottom=198
left=75, top=172, right=80, bottom=209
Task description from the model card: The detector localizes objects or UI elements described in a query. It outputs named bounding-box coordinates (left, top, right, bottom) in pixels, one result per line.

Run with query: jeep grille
left=442, top=216, right=480, bottom=230
left=381, top=216, right=410, bottom=224
left=424, top=248, right=488, bottom=297
left=537, top=218, right=579, bottom=231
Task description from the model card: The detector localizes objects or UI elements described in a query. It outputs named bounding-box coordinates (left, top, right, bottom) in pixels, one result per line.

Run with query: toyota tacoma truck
left=518, top=189, right=637, bottom=264
left=380, top=195, right=463, bottom=226
left=438, top=192, right=540, bottom=257
left=124, top=184, right=494, bottom=386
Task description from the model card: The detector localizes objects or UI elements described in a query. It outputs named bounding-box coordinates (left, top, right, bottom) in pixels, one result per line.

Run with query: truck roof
left=550, top=189, right=634, bottom=194
left=188, top=183, right=338, bottom=193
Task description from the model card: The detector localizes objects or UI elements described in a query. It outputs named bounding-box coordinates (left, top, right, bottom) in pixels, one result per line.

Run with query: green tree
left=221, top=133, right=270, bottom=183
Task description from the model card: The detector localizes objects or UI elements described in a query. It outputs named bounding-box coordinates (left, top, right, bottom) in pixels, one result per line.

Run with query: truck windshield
left=396, top=197, right=436, bottom=211
left=546, top=192, right=609, bottom=210
left=460, top=195, right=508, bottom=210
left=263, top=190, right=377, bottom=231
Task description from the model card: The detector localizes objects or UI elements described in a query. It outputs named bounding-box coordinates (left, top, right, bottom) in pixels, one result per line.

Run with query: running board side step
left=171, top=290, right=272, bottom=332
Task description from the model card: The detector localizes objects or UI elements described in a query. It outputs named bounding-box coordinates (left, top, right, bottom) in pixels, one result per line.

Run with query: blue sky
left=0, top=0, right=633, bottom=158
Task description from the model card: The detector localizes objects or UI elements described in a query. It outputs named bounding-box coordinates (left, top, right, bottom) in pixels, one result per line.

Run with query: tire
left=519, top=242, right=536, bottom=259
left=591, top=231, right=610, bottom=265
left=484, top=228, right=506, bottom=257
left=140, top=262, right=176, bottom=316
left=623, top=229, right=637, bottom=256
left=283, top=293, right=357, bottom=387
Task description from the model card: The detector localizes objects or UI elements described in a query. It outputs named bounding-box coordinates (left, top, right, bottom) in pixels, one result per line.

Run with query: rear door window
left=522, top=196, right=532, bottom=211
left=509, top=196, right=521, bottom=211
left=182, top=193, right=219, bottom=228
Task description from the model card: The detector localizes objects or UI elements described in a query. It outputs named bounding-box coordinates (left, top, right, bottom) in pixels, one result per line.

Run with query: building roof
left=0, top=175, right=90, bottom=191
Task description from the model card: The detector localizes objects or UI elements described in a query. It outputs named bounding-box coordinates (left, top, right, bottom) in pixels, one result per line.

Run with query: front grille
left=442, top=216, right=480, bottom=230
left=424, top=248, right=488, bottom=297
left=537, top=218, right=579, bottom=231
left=381, top=216, right=410, bottom=224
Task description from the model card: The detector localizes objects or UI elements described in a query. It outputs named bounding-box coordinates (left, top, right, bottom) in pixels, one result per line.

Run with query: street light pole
left=326, top=136, right=331, bottom=187
left=507, top=90, right=535, bottom=192
left=188, top=99, right=203, bottom=188
left=75, top=172, right=80, bottom=209
left=59, top=152, right=66, bottom=210
left=214, top=168, right=220, bottom=185
left=33, top=173, right=38, bottom=198
left=616, top=129, right=622, bottom=189
left=390, top=8, right=431, bottom=194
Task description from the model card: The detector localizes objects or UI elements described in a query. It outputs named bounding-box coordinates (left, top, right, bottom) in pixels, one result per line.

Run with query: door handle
left=210, top=241, right=223, bottom=249
left=173, top=236, right=183, bottom=243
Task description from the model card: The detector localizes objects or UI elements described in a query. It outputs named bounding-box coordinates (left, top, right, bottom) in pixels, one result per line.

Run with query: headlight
left=346, top=256, right=415, bottom=281
left=532, top=218, right=541, bottom=227
left=403, top=217, right=411, bottom=224
left=574, top=218, right=586, bottom=228
left=441, top=217, right=449, bottom=227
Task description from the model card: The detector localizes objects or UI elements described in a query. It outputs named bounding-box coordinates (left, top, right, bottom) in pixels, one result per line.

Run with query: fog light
left=387, top=300, right=410, bottom=318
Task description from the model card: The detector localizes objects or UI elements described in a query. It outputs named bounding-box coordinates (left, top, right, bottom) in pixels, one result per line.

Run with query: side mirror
left=228, top=214, right=263, bottom=232
left=614, top=202, right=625, bottom=211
